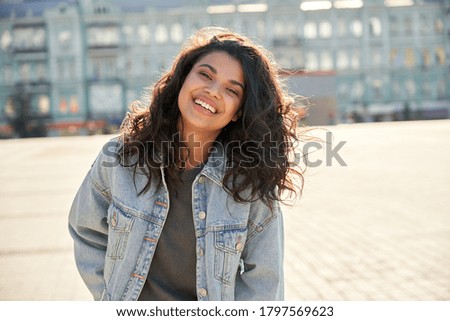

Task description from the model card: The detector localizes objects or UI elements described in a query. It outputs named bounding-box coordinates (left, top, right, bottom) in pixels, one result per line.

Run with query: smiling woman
left=178, top=51, right=244, bottom=143
left=68, top=27, right=304, bottom=302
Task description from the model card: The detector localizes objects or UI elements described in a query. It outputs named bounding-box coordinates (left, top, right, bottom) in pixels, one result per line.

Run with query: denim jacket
left=68, top=138, right=284, bottom=301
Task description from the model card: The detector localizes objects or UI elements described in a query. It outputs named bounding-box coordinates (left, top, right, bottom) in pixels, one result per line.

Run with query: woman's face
left=177, top=51, right=245, bottom=139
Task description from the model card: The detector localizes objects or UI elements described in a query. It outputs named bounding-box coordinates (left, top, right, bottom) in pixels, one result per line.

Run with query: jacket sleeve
left=234, top=204, right=284, bottom=300
left=68, top=154, right=111, bottom=301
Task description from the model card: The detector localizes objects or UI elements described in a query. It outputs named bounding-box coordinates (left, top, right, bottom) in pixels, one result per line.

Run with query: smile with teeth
left=195, top=99, right=217, bottom=114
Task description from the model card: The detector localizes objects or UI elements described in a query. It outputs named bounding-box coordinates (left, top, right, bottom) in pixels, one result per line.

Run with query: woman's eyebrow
left=199, top=63, right=245, bottom=91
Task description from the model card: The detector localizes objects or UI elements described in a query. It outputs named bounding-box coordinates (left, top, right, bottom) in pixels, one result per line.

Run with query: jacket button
left=198, top=176, right=206, bottom=184
left=235, top=242, right=244, bottom=252
left=198, top=211, right=206, bottom=220
left=198, top=248, right=204, bottom=257
left=198, top=288, right=207, bottom=297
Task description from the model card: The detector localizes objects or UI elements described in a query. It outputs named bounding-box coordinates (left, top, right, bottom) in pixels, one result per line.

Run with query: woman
left=69, top=27, right=302, bottom=301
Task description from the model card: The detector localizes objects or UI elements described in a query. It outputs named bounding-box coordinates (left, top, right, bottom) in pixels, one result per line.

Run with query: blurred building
left=0, top=0, right=449, bottom=136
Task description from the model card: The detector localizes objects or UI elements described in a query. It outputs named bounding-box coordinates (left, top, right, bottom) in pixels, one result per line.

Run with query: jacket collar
left=201, top=141, right=228, bottom=187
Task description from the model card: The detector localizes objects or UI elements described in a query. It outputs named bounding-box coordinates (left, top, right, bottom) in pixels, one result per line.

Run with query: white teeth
left=195, top=99, right=217, bottom=114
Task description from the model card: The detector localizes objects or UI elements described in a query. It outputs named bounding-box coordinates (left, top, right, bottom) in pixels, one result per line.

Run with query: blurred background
left=1, top=0, right=449, bottom=301
left=0, top=0, right=448, bottom=138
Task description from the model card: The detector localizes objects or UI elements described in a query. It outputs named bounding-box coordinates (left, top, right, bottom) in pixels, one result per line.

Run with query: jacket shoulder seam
left=246, top=210, right=278, bottom=242
left=89, top=173, right=112, bottom=203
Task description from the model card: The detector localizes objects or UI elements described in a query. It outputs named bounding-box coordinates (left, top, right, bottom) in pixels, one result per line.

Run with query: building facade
left=0, top=0, right=448, bottom=136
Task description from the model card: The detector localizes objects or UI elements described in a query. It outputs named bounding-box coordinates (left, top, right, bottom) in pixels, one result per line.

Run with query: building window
left=1, top=30, right=12, bottom=50
left=13, top=27, right=46, bottom=50
left=3, top=65, right=12, bottom=85
left=105, top=58, right=117, bottom=78
left=58, top=30, right=72, bottom=49
left=420, top=14, right=430, bottom=36
left=34, top=28, right=45, bottom=48
left=123, top=25, right=134, bottom=45
left=404, top=16, right=413, bottom=37
left=91, top=57, right=116, bottom=80
left=351, top=20, right=362, bottom=37
left=138, top=25, right=150, bottom=45
left=70, top=96, right=79, bottom=113
left=38, top=95, right=50, bottom=114
left=352, top=80, right=364, bottom=100
left=435, top=47, right=445, bottom=65
left=305, top=51, right=318, bottom=70
left=36, top=63, right=46, bottom=81
left=369, top=17, right=382, bottom=37
left=5, top=97, right=14, bottom=117
left=422, top=81, right=433, bottom=99
left=88, top=27, right=119, bottom=47
left=336, top=50, right=349, bottom=70
left=14, top=28, right=27, bottom=49
left=321, top=51, right=333, bottom=70
left=155, top=24, right=169, bottom=44
left=371, top=48, right=382, bottom=67
left=422, top=49, right=431, bottom=68
left=319, top=21, right=332, bottom=38
left=58, top=59, right=75, bottom=80
left=405, top=79, right=416, bottom=98
left=59, top=97, right=67, bottom=113
left=94, top=4, right=109, bottom=14
left=372, top=79, right=383, bottom=100
left=389, top=15, right=399, bottom=37
left=405, top=48, right=415, bottom=68
left=390, top=48, right=404, bottom=68
left=304, top=22, right=317, bottom=39
left=337, top=18, right=347, bottom=37
left=171, top=23, right=184, bottom=43
left=92, top=60, right=100, bottom=80
left=434, top=18, right=444, bottom=34
left=351, top=49, right=361, bottom=70
left=20, top=63, right=30, bottom=82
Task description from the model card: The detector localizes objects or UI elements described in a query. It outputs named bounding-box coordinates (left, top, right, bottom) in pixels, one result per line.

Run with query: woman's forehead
left=194, top=51, right=244, bottom=84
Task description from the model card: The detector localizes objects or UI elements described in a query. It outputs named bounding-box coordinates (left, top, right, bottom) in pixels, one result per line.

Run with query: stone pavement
left=0, top=120, right=449, bottom=301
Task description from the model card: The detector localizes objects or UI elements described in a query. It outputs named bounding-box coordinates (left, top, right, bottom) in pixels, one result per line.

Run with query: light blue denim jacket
left=68, top=138, right=284, bottom=301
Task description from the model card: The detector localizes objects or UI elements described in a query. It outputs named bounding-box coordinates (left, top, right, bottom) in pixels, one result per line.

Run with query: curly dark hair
left=119, top=27, right=303, bottom=209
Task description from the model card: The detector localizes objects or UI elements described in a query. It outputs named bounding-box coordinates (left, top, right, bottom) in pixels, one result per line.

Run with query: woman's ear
left=232, top=109, right=242, bottom=122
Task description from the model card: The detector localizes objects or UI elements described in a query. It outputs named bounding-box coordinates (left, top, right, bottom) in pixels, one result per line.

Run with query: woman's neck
left=179, top=130, right=218, bottom=170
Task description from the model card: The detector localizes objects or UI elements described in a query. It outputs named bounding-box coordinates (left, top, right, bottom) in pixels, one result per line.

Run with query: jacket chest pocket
left=214, top=226, right=247, bottom=285
left=106, top=204, right=135, bottom=260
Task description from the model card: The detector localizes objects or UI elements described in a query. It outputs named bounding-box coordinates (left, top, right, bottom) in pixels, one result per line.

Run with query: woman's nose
left=204, top=83, right=221, bottom=99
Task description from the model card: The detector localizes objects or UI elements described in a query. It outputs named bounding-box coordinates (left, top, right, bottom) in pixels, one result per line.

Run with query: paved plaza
left=0, top=120, right=449, bottom=300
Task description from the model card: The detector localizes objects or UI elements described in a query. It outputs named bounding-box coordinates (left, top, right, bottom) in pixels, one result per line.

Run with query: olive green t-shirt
left=138, top=167, right=202, bottom=301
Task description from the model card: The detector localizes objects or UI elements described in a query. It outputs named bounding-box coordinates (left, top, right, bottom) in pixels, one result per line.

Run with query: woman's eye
left=227, top=88, right=239, bottom=96
left=200, top=72, right=212, bottom=80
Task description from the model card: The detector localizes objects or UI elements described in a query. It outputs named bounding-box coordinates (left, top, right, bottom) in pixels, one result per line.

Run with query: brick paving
left=0, top=120, right=449, bottom=300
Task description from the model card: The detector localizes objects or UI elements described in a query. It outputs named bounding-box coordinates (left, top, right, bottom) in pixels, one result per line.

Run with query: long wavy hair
left=119, top=27, right=303, bottom=208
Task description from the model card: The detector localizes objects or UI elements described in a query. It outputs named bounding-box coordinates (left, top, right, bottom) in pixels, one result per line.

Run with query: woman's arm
left=68, top=159, right=111, bottom=300
left=234, top=206, right=284, bottom=300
